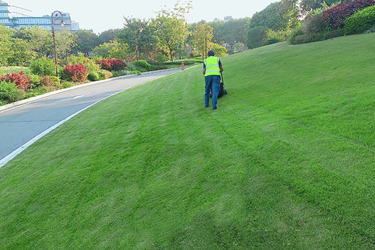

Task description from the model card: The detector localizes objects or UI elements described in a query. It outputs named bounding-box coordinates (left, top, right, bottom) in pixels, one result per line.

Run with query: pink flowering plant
left=29, top=57, right=58, bottom=76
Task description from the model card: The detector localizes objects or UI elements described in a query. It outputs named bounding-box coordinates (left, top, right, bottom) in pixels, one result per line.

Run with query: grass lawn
left=1, top=33, right=375, bottom=249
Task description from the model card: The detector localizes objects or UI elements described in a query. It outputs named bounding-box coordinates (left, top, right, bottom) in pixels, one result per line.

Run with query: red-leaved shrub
left=97, top=59, right=112, bottom=71
left=0, top=71, right=30, bottom=91
left=322, top=0, right=375, bottom=30
left=64, top=64, right=89, bottom=82
left=97, top=58, right=127, bottom=71
left=109, top=59, right=127, bottom=71
left=126, top=57, right=136, bottom=62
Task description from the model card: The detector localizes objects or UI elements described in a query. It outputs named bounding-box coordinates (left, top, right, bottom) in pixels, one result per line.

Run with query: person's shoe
left=212, top=106, right=218, bottom=110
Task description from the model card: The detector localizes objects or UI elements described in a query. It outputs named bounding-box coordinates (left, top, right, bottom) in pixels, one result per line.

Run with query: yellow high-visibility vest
left=204, top=56, right=221, bottom=76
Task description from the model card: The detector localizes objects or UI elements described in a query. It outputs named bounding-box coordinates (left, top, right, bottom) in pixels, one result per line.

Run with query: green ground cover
left=1, top=33, right=375, bottom=249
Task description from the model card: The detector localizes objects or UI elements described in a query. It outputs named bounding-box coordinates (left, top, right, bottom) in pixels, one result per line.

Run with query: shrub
left=292, top=33, right=324, bottom=44
left=96, top=58, right=127, bottom=71
left=112, top=70, right=130, bottom=77
left=109, top=59, right=127, bottom=71
left=264, top=30, right=287, bottom=45
left=126, top=57, right=136, bottom=62
left=344, top=5, right=375, bottom=34
left=29, top=57, right=57, bottom=76
left=40, top=75, right=60, bottom=87
left=323, top=29, right=345, bottom=39
left=88, top=72, right=100, bottom=81
left=97, top=59, right=112, bottom=71
left=0, top=81, right=24, bottom=104
left=322, top=0, right=375, bottom=30
left=64, top=64, right=89, bottom=83
left=0, top=71, right=30, bottom=91
left=29, top=75, right=42, bottom=88
left=98, top=69, right=113, bottom=80
left=287, top=25, right=306, bottom=44
left=62, top=82, right=75, bottom=88
left=155, top=53, right=168, bottom=64
left=305, top=13, right=326, bottom=33
left=67, top=55, right=100, bottom=73
left=126, top=62, right=137, bottom=71
left=137, top=60, right=151, bottom=69
left=131, top=71, right=142, bottom=75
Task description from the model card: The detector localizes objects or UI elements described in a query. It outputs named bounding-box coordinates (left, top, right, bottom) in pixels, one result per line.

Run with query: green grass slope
left=2, top=33, right=375, bottom=249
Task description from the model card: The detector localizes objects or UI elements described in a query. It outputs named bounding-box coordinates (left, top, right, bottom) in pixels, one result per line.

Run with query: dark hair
left=208, top=50, right=214, bottom=56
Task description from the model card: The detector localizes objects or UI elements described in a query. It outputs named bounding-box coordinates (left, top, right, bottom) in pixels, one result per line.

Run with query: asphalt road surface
left=0, top=69, right=180, bottom=167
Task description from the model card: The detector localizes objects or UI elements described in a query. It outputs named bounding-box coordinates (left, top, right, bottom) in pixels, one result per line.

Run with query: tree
left=280, top=0, right=300, bottom=29
left=222, top=18, right=250, bottom=51
left=249, top=2, right=288, bottom=31
left=191, top=23, right=214, bottom=59
left=247, top=26, right=267, bottom=49
left=7, top=38, right=33, bottom=66
left=98, top=29, right=120, bottom=44
left=73, top=30, right=99, bottom=54
left=0, top=25, right=13, bottom=66
left=55, top=30, right=77, bottom=58
left=27, top=26, right=53, bottom=57
left=152, top=1, right=192, bottom=61
left=119, top=17, right=157, bottom=60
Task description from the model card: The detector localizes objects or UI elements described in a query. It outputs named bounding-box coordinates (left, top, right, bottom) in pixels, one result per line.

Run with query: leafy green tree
left=98, top=29, right=120, bottom=44
left=280, top=0, right=301, bottom=29
left=247, top=26, right=267, bottom=49
left=152, top=1, right=192, bottom=61
left=119, top=18, right=157, bottom=60
left=108, top=40, right=129, bottom=60
left=55, top=30, right=77, bottom=58
left=73, top=30, right=99, bottom=54
left=191, top=23, right=214, bottom=59
left=28, top=27, right=53, bottom=57
left=249, top=2, right=288, bottom=31
left=92, top=42, right=112, bottom=58
left=7, top=38, right=33, bottom=66
left=0, top=25, right=13, bottom=66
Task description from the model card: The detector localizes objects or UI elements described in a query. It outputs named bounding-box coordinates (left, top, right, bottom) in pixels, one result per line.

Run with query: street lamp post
left=51, top=10, right=65, bottom=77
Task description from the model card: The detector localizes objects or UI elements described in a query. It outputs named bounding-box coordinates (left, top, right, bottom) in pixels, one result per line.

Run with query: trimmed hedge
left=344, top=5, right=375, bottom=34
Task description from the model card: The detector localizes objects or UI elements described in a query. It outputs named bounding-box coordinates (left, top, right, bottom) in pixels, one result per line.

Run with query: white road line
left=73, top=92, right=92, bottom=100
left=0, top=90, right=122, bottom=169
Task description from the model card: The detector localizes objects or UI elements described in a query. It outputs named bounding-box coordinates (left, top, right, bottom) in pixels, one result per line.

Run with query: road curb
left=0, top=68, right=181, bottom=113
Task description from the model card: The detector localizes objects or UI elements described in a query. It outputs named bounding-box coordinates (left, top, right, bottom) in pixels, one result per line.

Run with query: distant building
left=0, top=1, right=79, bottom=31
left=224, top=16, right=232, bottom=22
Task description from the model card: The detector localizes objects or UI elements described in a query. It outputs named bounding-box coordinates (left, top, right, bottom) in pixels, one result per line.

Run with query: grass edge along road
left=1, top=33, right=375, bottom=249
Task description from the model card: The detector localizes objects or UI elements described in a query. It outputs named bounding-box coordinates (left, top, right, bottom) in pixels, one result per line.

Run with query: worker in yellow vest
left=203, top=50, right=224, bottom=109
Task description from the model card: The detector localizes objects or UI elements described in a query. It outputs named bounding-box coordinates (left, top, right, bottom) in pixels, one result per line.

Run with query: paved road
left=0, top=69, right=180, bottom=166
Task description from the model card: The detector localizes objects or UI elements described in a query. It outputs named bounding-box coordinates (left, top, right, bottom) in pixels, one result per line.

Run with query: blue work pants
left=205, top=75, right=220, bottom=109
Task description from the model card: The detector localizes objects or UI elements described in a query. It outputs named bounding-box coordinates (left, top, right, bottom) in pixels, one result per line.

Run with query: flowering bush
left=29, top=57, right=57, bottom=76
left=126, top=57, right=136, bottom=62
left=322, top=0, right=375, bottom=30
left=0, top=71, right=30, bottom=91
left=63, top=64, right=89, bottom=83
left=96, top=58, right=127, bottom=71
